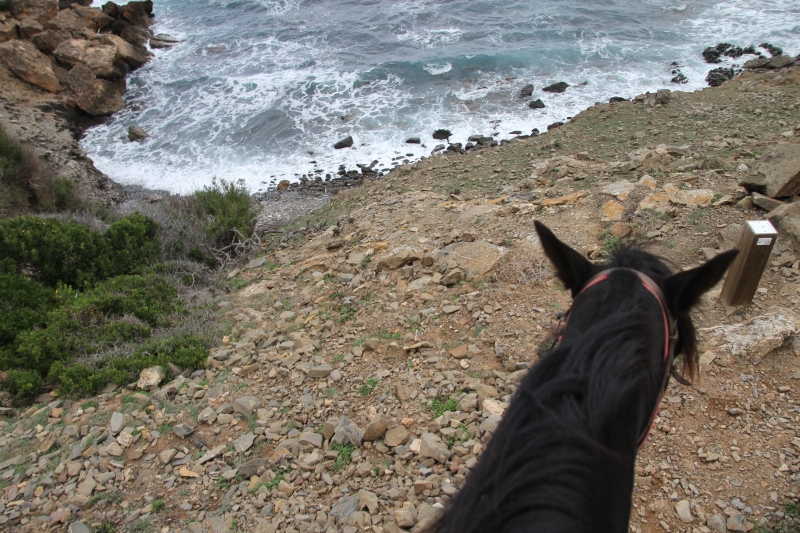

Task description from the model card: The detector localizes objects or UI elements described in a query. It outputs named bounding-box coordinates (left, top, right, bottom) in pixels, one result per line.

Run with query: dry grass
left=493, top=251, right=551, bottom=285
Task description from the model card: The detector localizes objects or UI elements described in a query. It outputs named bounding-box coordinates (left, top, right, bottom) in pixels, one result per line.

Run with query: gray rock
left=299, top=431, right=323, bottom=448
left=232, top=432, right=256, bottom=453
left=173, top=423, right=195, bottom=438
left=419, top=432, right=451, bottom=463
left=198, top=407, right=217, bottom=424
left=707, top=514, right=727, bottom=533
left=109, top=412, right=125, bottom=436
left=675, top=499, right=692, bottom=523
left=752, top=192, right=784, bottom=211
left=358, top=489, right=380, bottom=514
left=743, top=144, right=800, bottom=197
left=238, top=458, right=268, bottom=478
left=519, top=84, right=534, bottom=98
left=363, top=415, right=391, bottom=441
left=233, top=396, right=261, bottom=417
left=542, top=81, right=569, bottom=93
left=68, top=522, right=92, bottom=533
left=308, top=364, right=333, bottom=378
left=329, top=494, right=359, bottom=520
left=440, top=268, right=464, bottom=286
left=384, top=426, right=409, bottom=447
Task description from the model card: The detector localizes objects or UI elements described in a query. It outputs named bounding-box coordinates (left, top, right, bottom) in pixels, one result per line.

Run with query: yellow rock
left=541, top=190, right=588, bottom=206
left=601, top=200, right=625, bottom=221
left=374, top=242, right=389, bottom=251
left=639, top=174, right=658, bottom=190
left=277, top=180, right=290, bottom=189
left=636, top=192, right=672, bottom=214
left=179, top=467, right=200, bottom=478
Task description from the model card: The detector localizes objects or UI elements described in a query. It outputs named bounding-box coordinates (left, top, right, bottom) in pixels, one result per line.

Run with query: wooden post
left=720, top=220, right=778, bottom=307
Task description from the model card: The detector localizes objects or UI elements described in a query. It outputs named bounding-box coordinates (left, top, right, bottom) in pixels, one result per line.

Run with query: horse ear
left=665, top=250, right=739, bottom=312
left=535, top=221, right=596, bottom=296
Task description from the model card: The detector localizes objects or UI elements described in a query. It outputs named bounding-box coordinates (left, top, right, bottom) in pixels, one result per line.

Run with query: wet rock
left=519, top=84, right=533, bottom=98
left=334, top=136, right=353, bottom=149
left=128, top=125, right=148, bottom=141
left=432, top=129, right=452, bottom=140
left=706, top=67, right=735, bottom=87
left=405, top=137, right=421, bottom=144
left=528, top=98, right=545, bottom=109
left=101, top=33, right=150, bottom=69
left=0, top=39, right=60, bottom=92
left=543, top=81, right=569, bottom=93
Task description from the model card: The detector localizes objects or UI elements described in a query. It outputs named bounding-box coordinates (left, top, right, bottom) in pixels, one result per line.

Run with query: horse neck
left=431, top=283, right=666, bottom=533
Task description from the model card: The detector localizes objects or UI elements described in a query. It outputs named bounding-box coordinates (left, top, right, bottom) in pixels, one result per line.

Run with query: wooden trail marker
left=720, top=220, right=778, bottom=307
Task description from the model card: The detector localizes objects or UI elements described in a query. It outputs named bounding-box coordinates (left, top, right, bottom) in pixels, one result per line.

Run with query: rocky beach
left=4, top=1, right=800, bottom=533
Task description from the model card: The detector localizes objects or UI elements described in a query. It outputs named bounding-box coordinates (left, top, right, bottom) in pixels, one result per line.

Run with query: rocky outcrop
left=0, top=38, right=59, bottom=92
left=53, top=39, right=120, bottom=77
left=67, top=62, right=124, bottom=116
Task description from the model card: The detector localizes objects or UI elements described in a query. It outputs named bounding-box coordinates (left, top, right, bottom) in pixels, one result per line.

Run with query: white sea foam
left=424, top=63, right=453, bottom=75
left=80, top=0, right=800, bottom=194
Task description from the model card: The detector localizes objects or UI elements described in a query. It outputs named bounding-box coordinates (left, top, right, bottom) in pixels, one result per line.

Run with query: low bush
left=192, top=178, right=256, bottom=248
left=0, top=273, right=57, bottom=347
left=0, top=369, right=42, bottom=403
left=49, top=333, right=208, bottom=396
left=0, top=213, right=159, bottom=289
left=5, top=274, right=179, bottom=377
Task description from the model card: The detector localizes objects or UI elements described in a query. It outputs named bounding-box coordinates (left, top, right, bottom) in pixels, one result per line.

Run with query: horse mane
left=427, top=268, right=671, bottom=532
left=605, top=245, right=700, bottom=380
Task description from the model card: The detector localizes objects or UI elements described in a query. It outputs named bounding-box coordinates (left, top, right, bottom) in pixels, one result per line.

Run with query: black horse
left=426, top=221, right=737, bottom=533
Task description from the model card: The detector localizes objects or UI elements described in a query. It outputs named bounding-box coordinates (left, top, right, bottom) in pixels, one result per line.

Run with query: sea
left=80, top=0, right=800, bottom=193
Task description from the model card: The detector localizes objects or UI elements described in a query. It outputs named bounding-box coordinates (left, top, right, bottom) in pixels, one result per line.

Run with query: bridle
left=543, top=268, right=680, bottom=449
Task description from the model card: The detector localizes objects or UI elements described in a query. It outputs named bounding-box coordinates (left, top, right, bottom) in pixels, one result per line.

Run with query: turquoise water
left=81, top=0, right=800, bottom=192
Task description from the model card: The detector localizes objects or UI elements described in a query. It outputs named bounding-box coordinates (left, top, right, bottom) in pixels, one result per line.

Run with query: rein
left=543, top=268, right=679, bottom=449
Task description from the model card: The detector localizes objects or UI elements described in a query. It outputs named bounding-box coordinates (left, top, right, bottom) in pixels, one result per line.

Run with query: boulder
left=17, top=18, right=42, bottom=39
left=120, top=1, right=152, bottom=28
left=0, top=20, right=18, bottom=43
left=542, top=81, right=569, bottom=93
left=519, top=83, right=533, bottom=98
left=101, top=33, right=150, bottom=68
left=438, top=241, right=506, bottom=276
left=44, top=8, right=92, bottom=33
left=768, top=202, right=800, bottom=252
left=68, top=64, right=125, bottom=116
left=54, top=39, right=120, bottom=78
left=375, top=246, right=421, bottom=271
left=11, top=0, right=58, bottom=21
left=405, top=137, right=421, bottom=144
left=136, top=365, right=165, bottom=390
left=528, top=98, right=545, bottom=109
left=120, top=24, right=150, bottom=47
left=752, top=192, right=784, bottom=211
left=0, top=39, right=60, bottom=92
left=742, top=144, right=800, bottom=198
left=601, top=180, right=636, bottom=201
left=233, top=395, right=261, bottom=417
left=704, top=306, right=799, bottom=361
left=72, top=5, right=114, bottom=30
left=30, top=29, right=70, bottom=53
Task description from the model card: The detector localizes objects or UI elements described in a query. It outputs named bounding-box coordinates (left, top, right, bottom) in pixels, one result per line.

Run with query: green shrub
left=7, top=274, right=179, bottom=376
left=0, top=273, right=57, bottom=347
left=0, top=369, right=42, bottom=402
left=104, top=213, right=160, bottom=274
left=0, top=216, right=108, bottom=288
left=191, top=178, right=256, bottom=247
left=49, top=333, right=208, bottom=396
left=0, top=213, right=161, bottom=288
